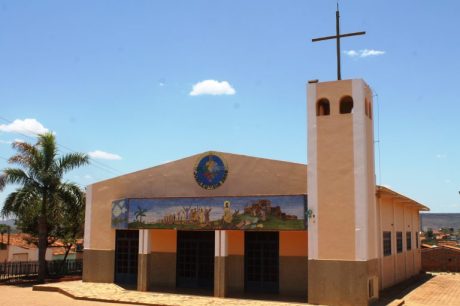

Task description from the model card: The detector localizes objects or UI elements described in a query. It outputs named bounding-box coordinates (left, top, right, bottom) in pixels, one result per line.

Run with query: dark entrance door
left=245, top=231, right=279, bottom=293
left=114, top=230, right=139, bottom=286
left=176, top=231, right=214, bottom=290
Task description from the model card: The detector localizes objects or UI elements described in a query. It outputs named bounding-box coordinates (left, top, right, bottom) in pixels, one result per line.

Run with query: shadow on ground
left=122, top=285, right=306, bottom=304
left=372, top=273, right=434, bottom=306
left=0, top=275, right=82, bottom=288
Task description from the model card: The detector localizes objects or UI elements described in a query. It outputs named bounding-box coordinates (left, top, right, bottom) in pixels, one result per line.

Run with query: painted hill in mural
left=234, top=199, right=301, bottom=230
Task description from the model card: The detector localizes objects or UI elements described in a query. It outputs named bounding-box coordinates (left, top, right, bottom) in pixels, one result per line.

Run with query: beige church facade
left=83, top=79, right=428, bottom=306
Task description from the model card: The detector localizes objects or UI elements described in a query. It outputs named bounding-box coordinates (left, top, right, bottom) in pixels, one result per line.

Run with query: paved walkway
left=33, top=281, right=310, bottom=306
left=24, top=273, right=460, bottom=306
left=402, top=273, right=460, bottom=306
left=0, top=285, right=127, bottom=306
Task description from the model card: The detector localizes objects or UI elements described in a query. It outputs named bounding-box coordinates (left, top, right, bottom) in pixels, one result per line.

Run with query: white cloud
left=190, top=80, right=236, bottom=96
left=344, top=50, right=359, bottom=57
left=436, top=154, right=447, bottom=159
left=0, top=118, right=50, bottom=136
left=0, top=140, right=11, bottom=145
left=343, top=49, right=385, bottom=58
left=88, top=150, right=122, bottom=161
left=361, top=49, right=385, bottom=57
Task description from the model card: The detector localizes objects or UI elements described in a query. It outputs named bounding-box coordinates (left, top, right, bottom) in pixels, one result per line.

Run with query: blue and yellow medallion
left=194, top=152, right=228, bottom=190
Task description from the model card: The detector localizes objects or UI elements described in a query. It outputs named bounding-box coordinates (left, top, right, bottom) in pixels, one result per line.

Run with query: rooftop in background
left=0, top=233, right=83, bottom=250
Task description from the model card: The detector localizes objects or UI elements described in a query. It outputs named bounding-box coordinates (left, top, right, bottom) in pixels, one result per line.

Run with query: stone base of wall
left=308, top=258, right=379, bottom=306
left=149, top=252, right=176, bottom=290
left=83, top=249, right=115, bottom=283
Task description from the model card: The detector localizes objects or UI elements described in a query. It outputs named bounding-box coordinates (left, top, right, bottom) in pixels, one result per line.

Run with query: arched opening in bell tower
left=316, top=98, right=330, bottom=116
left=339, top=96, right=354, bottom=114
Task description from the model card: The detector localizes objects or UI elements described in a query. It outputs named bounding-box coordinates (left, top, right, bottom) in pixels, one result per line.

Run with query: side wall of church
left=378, top=194, right=422, bottom=289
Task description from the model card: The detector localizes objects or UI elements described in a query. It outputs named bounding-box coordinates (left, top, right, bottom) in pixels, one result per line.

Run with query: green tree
left=0, top=133, right=89, bottom=282
left=6, top=182, right=85, bottom=270
left=55, top=188, right=85, bottom=269
left=440, top=227, right=451, bottom=235
left=426, top=228, right=434, bottom=240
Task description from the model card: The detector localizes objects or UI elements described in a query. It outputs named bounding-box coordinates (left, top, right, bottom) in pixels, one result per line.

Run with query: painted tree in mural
left=0, top=133, right=89, bottom=283
left=135, top=206, right=147, bottom=223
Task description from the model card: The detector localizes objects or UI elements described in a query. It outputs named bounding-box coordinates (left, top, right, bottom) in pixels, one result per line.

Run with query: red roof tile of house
left=0, top=233, right=83, bottom=251
left=0, top=233, right=37, bottom=249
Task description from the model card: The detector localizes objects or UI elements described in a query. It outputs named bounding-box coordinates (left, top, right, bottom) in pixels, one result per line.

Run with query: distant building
left=0, top=233, right=81, bottom=262
left=422, top=244, right=460, bottom=272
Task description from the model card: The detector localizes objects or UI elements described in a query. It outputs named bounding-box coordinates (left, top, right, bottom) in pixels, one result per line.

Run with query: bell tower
left=307, top=79, right=379, bottom=306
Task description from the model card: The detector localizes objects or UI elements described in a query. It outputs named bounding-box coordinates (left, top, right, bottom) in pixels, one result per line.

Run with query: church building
left=83, top=78, right=429, bottom=306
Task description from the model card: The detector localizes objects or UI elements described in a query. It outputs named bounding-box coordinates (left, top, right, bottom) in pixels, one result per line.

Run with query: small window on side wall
left=340, top=96, right=354, bottom=114
left=397, top=232, right=403, bottom=253
left=383, top=231, right=391, bottom=256
left=316, top=98, right=330, bottom=116
left=407, top=232, right=412, bottom=251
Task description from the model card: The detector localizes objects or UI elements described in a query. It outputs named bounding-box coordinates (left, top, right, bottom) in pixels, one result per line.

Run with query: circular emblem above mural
left=194, top=152, right=228, bottom=190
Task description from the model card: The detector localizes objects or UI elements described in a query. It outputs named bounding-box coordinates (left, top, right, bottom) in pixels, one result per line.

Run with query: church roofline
left=376, top=185, right=430, bottom=211
left=87, top=151, right=306, bottom=187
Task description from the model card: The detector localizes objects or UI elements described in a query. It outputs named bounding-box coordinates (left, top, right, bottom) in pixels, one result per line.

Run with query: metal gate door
left=245, top=231, right=279, bottom=293
left=114, top=230, right=139, bottom=285
left=176, top=231, right=214, bottom=290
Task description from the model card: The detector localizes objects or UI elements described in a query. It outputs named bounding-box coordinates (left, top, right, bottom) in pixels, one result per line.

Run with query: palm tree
left=0, top=133, right=89, bottom=283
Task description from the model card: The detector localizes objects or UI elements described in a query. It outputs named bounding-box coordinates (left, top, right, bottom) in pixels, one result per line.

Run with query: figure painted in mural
left=182, top=205, right=191, bottom=223
left=223, top=201, right=233, bottom=224
left=204, top=157, right=218, bottom=182
left=204, top=207, right=212, bottom=224
left=199, top=208, right=205, bottom=224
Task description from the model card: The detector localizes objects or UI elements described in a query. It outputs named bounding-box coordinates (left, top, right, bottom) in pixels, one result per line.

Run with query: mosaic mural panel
left=111, top=195, right=307, bottom=231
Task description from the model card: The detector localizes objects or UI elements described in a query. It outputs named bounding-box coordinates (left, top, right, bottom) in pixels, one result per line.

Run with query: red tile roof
left=0, top=233, right=37, bottom=249
left=0, top=233, right=83, bottom=251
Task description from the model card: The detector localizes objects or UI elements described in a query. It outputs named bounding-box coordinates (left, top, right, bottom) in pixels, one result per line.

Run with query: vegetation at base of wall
left=0, top=133, right=89, bottom=283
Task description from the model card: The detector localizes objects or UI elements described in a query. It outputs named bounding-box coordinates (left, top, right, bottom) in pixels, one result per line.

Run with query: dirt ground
left=0, top=285, right=138, bottom=306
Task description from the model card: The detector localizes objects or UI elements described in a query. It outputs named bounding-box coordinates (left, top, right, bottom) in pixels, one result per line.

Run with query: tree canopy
left=0, top=133, right=89, bottom=282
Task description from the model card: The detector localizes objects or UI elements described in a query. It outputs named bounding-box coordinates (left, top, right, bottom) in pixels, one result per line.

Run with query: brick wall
left=422, top=247, right=460, bottom=272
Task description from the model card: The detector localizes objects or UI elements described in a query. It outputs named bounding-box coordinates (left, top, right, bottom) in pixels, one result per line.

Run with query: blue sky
left=1, top=1, right=459, bottom=213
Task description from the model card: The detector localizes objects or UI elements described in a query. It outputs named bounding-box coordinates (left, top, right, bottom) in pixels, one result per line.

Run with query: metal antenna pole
left=336, top=6, right=341, bottom=80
